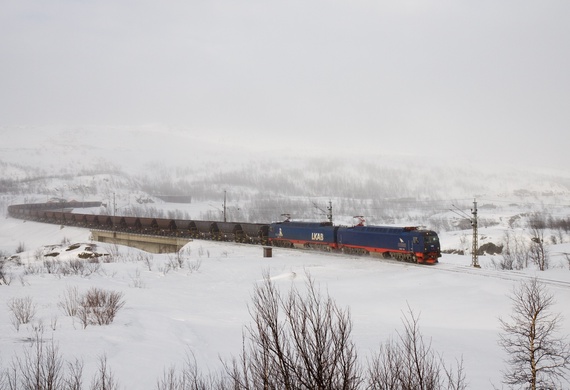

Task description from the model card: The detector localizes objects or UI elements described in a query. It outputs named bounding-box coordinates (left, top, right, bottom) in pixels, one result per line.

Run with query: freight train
left=7, top=202, right=441, bottom=264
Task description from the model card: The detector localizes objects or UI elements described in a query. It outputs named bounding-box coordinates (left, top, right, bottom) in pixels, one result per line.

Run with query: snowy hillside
left=2, top=125, right=570, bottom=226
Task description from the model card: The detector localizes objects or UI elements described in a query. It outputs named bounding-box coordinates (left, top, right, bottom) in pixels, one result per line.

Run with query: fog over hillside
left=1, top=125, right=569, bottom=231
left=2, top=126, right=567, bottom=241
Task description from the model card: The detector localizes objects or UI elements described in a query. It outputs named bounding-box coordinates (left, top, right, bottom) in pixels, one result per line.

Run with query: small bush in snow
left=15, top=242, right=26, bottom=254
left=187, top=258, right=202, bottom=273
left=89, top=354, right=120, bottom=390
left=76, top=287, right=125, bottom=329
left=0, top=258, right=13, bottom=285
left=104, top=244, right=120, bottom=263
left=58, top=285, right=81, bottom=317
left=130, top=269, right=146, bottom=289
left=7, top=296, right=37, bottom=331
left=43, top=258, right=59, bottom=274
left=166, top=254, right=183, bottom=270
left=66, top=259, right=85, bottom=275
left=23, top=263, right=44, bottom=275
left=137, top=252, right=154, bottom=271
left=8, top=333, right=66, bottom=389
left=1, top=331, right=122, bottom=390
left=156, top=352, right=225, bottom=390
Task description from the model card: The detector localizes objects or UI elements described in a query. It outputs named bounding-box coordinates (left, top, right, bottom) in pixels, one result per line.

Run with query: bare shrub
left=1, top=333, right=96, bottom=390
left=19, top=274, right=28, bottom=287
left=225, top=272, right=362, bottom=389
left=498, top=231, right=528, bottom=270
left=23, top=263, right=45, bottom=275
left=34, top=247, right=45, bottom=262
left=15, top=242, right=26, bottom=254
left=7, top=296, right=37, bottom=331
left=89, top=355, right=119, bottom=390
left=158, top=265, right=170, bottom=276
left=137, top=252, right=154, bottom=271
left=368, top=306, right=467, bottom=390
left=0, top=365, right=7, bottom=389
left=0, top=258, right=13, bottom=285
left=529, top=230, right=549, bottom=271
left=43, top=258, right=58, bottom=274
left=130, top=269, right=146, bottom=289
left=67, top=259, right=85, bottom=275
left=187, top=258, right=202, bottom=274
left=528, top=214, right=550, bottom=271
left=11, top=333, right=65, bottom=389
left=167, top=248, right=190, bottom=270
left=84, top=260, right=101, bottom=276
left=104, top=244, right=120, bottom=263
left=58, top=285, right=81, bottom=317
left=156, top=352, right=226, bottom=390
left=77, top=288, right=125, bottom=328
left=166, top=254, right=182, bottom=270
left=156, top=366, right=183, bottom=390
left=76, top=305, right=91, bottom=330
left=65, top=358, right=85, bottom=390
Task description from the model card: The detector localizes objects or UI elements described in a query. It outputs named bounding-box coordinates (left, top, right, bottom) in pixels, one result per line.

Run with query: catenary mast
left=471, top=198, right=480, bottom=268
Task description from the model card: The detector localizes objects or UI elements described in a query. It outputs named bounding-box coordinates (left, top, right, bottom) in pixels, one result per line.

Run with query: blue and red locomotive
left=269, top=221, right=441, bottom=264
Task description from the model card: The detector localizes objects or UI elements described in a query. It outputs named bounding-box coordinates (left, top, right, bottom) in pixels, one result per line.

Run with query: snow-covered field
left=1, top=215, right=570, bottom=389
left=1, top=126, right=570, bottom=387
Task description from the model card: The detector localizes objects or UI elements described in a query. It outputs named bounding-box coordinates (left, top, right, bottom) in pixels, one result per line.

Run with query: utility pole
left=471, top=198, right=480, bottom=268
left=450, top=199, right=480, bottom=269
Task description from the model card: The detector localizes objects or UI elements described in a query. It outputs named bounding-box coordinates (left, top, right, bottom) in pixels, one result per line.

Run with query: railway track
left=422, top=261, right=570, bottom=290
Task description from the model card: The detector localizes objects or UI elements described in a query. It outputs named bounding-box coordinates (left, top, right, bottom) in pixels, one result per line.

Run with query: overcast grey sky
left=1, top=1, right=569, bottom=168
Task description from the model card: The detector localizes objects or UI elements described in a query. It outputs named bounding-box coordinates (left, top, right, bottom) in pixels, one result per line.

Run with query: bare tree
left=225, top=272, right=362, bottom=390
left=528, top=214, right=550, bottom=271
left=499, top=278, right=570, bottom=389
left=499, top=231, right=529, bottom=270
left=529, top=229, right=549, bottom=271
left=367, top=306, right=466, bottom=390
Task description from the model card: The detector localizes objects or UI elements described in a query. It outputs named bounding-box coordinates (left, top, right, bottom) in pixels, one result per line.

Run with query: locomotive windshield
left=424, top=234, right=439, bottom=244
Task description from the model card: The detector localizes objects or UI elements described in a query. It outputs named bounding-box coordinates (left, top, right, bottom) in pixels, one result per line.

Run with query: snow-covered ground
left=1, top=216, right=570, bottom=389
left=1, top=126, right=570, bottom=387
